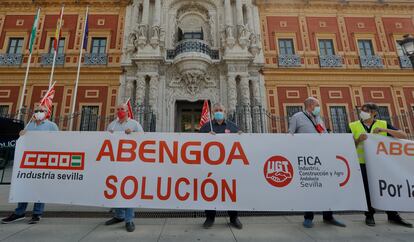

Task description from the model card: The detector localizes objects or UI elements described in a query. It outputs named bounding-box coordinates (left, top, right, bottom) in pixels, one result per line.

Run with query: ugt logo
left=20, top=151, right=85, bottom=170
left=263, top=155, right=294, bottom=188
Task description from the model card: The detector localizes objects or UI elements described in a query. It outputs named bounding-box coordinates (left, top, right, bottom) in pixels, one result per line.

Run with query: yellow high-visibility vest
left=349, top=120, right=387, bottom=164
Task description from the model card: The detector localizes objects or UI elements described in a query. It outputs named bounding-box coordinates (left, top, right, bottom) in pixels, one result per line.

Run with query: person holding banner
left=1, top=105, right=58, bottom=225
left=104, top=103, right=143, bottom=232
left=349, top=102, right=412, bottom=228
left=289, top=97, right=346, bottom=229
left=199, top=103, right=243, bottom=230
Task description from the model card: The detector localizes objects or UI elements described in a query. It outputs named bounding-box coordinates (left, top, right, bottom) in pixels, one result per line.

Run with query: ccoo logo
left=263, top=155, right=294, bottom=188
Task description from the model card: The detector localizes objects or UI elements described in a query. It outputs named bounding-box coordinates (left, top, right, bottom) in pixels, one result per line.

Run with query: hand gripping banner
left=10, top=132, right=367, bottom=211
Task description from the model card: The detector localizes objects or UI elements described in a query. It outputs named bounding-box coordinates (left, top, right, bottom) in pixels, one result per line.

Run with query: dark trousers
left=205, top=210, right=238, bottom=221
left=360, top=164, right=399, bottom=219
left=304, top=211, right=333, bottom=221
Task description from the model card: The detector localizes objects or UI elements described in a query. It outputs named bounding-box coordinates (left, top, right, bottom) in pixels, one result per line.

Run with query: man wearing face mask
left=289, top=97, right=346, bottom=229
left=1, top=105, right=58, bottom=225
left=349, top=103, right=412, bottom=228
left=199, top=103, right=243, bottom=230
left=105, top=103, right=143, bottom=232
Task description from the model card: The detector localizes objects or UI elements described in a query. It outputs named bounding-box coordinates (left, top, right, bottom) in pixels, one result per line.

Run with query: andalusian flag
left=71, top=155, right=82, bottom=167
left=29, top=9, right=40, bottom=53
left=53, top=6, right=64, bottom=51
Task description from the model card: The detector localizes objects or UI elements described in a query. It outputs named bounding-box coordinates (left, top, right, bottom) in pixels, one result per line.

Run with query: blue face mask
left=312, top=106, right=321, bottom=116
left=214, top=112, right=224, bottom=121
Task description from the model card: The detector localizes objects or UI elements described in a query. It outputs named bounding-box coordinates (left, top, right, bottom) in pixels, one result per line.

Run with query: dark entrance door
left=175, top=100, right=205, bottom=132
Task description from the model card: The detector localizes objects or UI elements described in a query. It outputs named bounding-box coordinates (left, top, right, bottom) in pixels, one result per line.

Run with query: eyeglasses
left=34, top=110, right=45, bottom=113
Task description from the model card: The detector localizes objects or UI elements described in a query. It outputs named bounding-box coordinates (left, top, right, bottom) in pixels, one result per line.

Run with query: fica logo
left=20, top=151, right=85, bottom=170
left=263, top=155, right=294, bottom=188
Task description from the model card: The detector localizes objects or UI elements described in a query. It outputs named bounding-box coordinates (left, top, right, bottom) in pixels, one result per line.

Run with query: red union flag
left=40, top=83, right=55, bottom=118
left=126, top=99, right=134, bottom=119
left=199, top=100, right=211, bottom=127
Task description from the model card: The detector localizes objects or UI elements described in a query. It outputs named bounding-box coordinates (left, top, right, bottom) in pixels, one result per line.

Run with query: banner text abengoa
left=96, top=139, right=250, bottom=203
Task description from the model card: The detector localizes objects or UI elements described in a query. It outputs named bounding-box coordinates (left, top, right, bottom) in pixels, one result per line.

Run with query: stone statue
left=152, top=26, right=160, bottom=40
left=225, top=25, right=234, bottom=39
left=138, top=24, right=147, bottom=39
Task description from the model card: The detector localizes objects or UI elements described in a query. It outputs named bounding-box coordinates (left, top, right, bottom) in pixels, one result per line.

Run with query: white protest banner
left=10, top=132, right=367, bottom=211
left=364, top=135, right=414, bottom=212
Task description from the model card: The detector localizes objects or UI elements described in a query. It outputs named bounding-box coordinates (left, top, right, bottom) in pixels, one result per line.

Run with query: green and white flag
left=29, top=8, right=40, bottom=53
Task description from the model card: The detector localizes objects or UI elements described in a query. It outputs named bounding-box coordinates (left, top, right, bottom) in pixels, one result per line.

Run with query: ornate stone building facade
left=258, top=0, right=414, bottom=135
left=120, top=0, right=265, bottom=132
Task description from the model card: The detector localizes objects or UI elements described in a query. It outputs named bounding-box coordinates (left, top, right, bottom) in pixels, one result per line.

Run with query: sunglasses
left=34, top=110, right=45, bottom=113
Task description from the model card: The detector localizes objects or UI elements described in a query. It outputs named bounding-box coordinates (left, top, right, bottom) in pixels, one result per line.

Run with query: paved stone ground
left=0, top=214, right=413, bottom=242
left=1, top=186, right=414, bottom=241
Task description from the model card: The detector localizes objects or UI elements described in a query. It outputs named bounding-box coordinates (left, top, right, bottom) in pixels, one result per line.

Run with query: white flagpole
left=18, top=8, right=40, bottom=120
left=69, top=6, right=88, bottom=131
left=48, top=5, right=64, bottom=88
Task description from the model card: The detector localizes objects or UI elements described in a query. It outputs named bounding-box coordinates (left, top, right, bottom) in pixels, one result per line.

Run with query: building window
left=330, top=106, right=349, bottom=133
left=319, top=39, right=335, bottom=55
left=7, top=38, right=24, bottom=54
left=49, top=38, right=65, bottom=54
left=378, top=106, right=392, bottom=125
left=0, top=105, right=9, bottom=117
left=79, top=106, right=99, bottom=131
left=396, top=41, right=405, bottom=56
left=91, top=38, right=107, bottom=54
left=286, top=106, right=303, bottom=120
left=358, top=39, right=374, bottom=57
left=278, top=39, right=295, bottom=55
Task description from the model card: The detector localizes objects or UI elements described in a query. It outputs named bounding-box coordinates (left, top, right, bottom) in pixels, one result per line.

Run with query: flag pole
left=48, top=5, right=64, bottom=88
left=18, top=8, right=40, bottom=120
left=69, top=6, right=88, bottom=131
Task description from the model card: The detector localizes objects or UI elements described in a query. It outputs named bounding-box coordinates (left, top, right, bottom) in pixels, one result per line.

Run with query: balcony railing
left=166, top=39, right=219, bottom=60
left=399, top=56, right=413, bottom=69
left=319, top=55, right=343, bottom=68
left=0, top=53, right=22, bottom=66
left=360, top=55, right=383, bottom=69
left=278, top=54, right=301, bottom=67
left=84, top=53, right=108, bottom=65
left=41, top=53, right=65, bottom=66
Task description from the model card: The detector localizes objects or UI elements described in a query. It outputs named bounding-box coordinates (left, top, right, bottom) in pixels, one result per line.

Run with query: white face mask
left=359, top=111, right=371, bottom=121
left=34, top=111, right=46, bottom=121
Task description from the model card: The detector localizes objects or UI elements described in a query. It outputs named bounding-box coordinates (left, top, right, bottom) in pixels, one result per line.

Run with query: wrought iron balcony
left=166, top=39, right=219, bottom=60
left=399, top=56, right=413, bottom=69
left=84, top=53, right=108, bottom=65
left=319, top=55, right=343, bottom=68
left=41, top=53, right=65, bottom=65
left=278, top=54, right=301, bottom=67
left=0, top=53, right=22, bottom=66
left=360, top=55, right=383, bottom=68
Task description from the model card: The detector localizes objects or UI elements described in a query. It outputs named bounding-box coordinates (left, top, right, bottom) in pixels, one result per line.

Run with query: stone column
left=132, top=2, right=139, bottom=25
left=235, top=0, right=244, bottom=26
left=246, top=5, right=254, bottom=32
left=150, top=0, right=161, bottom=46
left=153, top=0, right=161, bottom=26
left=240, top=75, right=252, bottom=132
left=149, top=74, right=159, bottom=112
left=227, top=74, right=237, bottom=115
left=135, top=75, right=146, bottom=106
left=141, top=0, right=150, bottom=25
left=250, top=77, right=262, bottom=133
left=126, top=80, right=135, bottom=102
left=118, top=76, right=126, bottom=104
left=224, top=0, right=232, bottom=26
